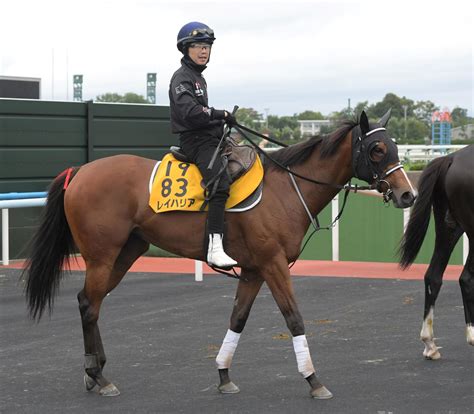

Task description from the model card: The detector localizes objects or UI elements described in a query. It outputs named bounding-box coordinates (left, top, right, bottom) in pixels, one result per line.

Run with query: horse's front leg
left=263, top=258, right=333, bottom=399
left=216, top=271, right=263, bottom=394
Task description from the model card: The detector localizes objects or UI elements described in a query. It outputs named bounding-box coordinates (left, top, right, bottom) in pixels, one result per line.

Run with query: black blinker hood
left=351, top=124, right=399, bottom=184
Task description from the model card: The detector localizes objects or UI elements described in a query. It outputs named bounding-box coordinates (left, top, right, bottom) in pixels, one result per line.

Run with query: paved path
left=1, top=263, right=472, bottom=413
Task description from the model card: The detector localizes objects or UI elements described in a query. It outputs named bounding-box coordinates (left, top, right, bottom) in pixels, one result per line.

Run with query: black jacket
left=168, top=57, right=225, bottom=140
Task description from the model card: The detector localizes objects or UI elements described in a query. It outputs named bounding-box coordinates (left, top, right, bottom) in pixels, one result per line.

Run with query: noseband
left=351, top=126, right=403, bottom=203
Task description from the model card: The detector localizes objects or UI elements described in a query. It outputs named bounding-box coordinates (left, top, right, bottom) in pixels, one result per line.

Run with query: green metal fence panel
left=0, top=99, right=176, bottom=194
left=93, top=148, right=170, bottom=161
left=0, top=116, right=86, bottom=146
left=339, top=193, right=404, bottom=262
left=300, top=203, right=332, bottom=260
left=0, top=99, right=178, bottom=257
left=0, top=148, right=87, bottom=179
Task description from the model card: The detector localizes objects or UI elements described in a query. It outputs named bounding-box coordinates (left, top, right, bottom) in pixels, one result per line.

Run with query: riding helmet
left=177, top=22, right=215, bottom=53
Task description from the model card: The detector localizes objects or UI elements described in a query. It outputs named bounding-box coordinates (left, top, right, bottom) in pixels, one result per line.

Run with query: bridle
left=351, top=125, right=403, bottom=203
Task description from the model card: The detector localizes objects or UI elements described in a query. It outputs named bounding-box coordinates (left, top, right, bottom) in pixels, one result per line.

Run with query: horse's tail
left=22, top=167, right=79, bottom=321
left=398, top=156, right=451, bottom=269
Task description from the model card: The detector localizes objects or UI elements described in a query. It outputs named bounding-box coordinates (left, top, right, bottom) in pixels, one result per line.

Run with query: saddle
left=170, top=139, right=257, bottom=183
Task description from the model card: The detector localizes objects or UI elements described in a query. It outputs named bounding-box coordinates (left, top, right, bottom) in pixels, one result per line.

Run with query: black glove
left=211, top=108, right=226, bottom=120
left=224, top=111, right=237, bottom=126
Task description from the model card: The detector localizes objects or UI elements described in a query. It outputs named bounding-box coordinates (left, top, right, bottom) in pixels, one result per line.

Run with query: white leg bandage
left=216, top=329, right=241, bottom=370
left=466, top=324, right=474, bottom=345
left=293, top=334, right=315, bottom=378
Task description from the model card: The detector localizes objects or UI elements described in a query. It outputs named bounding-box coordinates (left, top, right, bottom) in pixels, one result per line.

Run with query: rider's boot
left=207, top=233, right=237, bottom=269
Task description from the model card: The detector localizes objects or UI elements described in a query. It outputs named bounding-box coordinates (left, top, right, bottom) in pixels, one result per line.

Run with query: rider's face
left=187, top=43, right=211, bottom=65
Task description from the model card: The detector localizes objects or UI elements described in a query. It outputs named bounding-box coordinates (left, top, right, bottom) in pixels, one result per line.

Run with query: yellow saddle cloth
left=149, top=153, right=264, bottom=213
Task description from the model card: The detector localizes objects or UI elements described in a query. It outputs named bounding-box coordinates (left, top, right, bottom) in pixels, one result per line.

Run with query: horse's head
left=352, top=110, right=416, bottom=208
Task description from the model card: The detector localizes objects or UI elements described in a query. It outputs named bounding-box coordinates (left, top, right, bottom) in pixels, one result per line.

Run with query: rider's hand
left=224, top=111, right=237, bottom=126
left=211, top=108, right=225, bottom=120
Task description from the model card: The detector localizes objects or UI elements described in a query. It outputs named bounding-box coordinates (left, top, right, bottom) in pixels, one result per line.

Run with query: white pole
left=331, top=195, right=339, bottom=261
left=463, top=233, right=469, bottom=265
left=195, top=260, right=203, bottom=282
left=51, top=48, right=55, bottom=100
left=2, top=209, right=9, bottom=266
left=403, top=208, right=411, bottom=231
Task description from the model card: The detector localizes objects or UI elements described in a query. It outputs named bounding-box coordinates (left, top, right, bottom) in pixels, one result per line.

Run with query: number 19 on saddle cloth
left=149, top=153, right=264, bottom=213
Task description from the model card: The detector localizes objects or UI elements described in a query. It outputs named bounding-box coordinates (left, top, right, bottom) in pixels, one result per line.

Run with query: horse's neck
left=288, top=137, right=353, bottom=218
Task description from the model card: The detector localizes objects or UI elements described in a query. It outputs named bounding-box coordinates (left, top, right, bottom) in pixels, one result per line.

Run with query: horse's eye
left=370, top=145, right=385, bottom=161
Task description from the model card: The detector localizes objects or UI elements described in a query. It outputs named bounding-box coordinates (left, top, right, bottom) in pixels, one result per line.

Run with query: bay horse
left=399, top=144, right=474, bottom=359
left=23, top=110, right=415, bottom=399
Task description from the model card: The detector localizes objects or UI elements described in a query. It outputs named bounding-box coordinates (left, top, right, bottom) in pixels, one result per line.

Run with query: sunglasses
left=190, top=28, right=214, bottom=37
left=190, top=43, right=212, bottom=50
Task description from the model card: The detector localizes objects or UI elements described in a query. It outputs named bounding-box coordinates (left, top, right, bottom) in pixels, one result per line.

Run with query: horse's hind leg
left=421, top=208, right=463, bottom=360
left=79, top=234, right=149, bottom=396
left=216, top=272, right=264, bottom=394
left=459, top=239, right=474, bottom=346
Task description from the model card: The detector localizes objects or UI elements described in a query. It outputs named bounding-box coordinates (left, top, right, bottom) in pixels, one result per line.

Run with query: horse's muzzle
left=397, top=191, right=416, bottom=208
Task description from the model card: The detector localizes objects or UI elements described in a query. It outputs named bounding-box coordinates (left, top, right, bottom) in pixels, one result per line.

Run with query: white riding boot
left=207, top=234, right=237, bottom=269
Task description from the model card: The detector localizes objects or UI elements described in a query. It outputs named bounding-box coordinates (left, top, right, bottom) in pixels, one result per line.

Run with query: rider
left=168, top=21, right=237, bottom=269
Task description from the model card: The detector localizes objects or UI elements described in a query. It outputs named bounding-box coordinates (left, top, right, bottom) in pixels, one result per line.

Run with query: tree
left=413, top=100, right=439, bottom=124
left=296, top=110, right=325, bottom=120
left=353, top=101, right=369, bottom=117
left=235, top=107, right=264, bottom=130
left=369, top=93, right=414, bottom=119
left=95, top=93, right=123, bottom=102
left=95, top=92, right=149, bottom=104
left=387, top=117, right=429, bottom=144
left=451, top=107, right=470, bottom=128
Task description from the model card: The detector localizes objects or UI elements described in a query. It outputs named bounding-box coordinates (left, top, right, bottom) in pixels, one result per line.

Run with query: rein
left=233, top=123, right=372, bottom=193
left=215, top=121, right=402, bottom=280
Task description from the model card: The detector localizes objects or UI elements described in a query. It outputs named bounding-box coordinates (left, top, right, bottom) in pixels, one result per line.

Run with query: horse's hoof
left=84, top=374, right=96, bottom=391
left=424, top=351, right=441, bottom=360
left=99, top=383, right=120, bottom=397
left=311, top=385, right=333, bottom=399
left=218, top=381, right=240, bottom=394
left=423, top=346, right=441, bottom=360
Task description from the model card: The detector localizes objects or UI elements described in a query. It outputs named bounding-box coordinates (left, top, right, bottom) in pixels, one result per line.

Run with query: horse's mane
left=264, top=119, right=358, bottom=172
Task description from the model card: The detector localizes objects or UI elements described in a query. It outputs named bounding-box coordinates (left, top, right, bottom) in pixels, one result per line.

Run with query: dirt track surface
left=1, top=268, right=472, bottom=413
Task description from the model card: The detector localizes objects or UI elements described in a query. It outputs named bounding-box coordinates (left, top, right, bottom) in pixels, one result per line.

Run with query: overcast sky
left=1, top=0, right=472, bottom=116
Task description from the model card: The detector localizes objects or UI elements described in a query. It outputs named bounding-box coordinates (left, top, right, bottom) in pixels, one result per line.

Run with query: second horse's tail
left=398, top=156, right=452, bottom=268
left=22, top=168, right=79, bottom=320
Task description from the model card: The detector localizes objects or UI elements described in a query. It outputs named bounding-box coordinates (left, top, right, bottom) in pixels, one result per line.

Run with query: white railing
left=397, top=145, right=466, bottom=162
left=1, top=196, right=47, bottom=266
left=267, top=144, right=467, bottom=163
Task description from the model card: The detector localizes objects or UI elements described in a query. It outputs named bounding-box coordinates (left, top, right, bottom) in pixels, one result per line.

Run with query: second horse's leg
left=216, top=272, right=263, bottom=394
left=459, top=247, right=474, bottom=346
left=421, top=213, right=463, bottom=359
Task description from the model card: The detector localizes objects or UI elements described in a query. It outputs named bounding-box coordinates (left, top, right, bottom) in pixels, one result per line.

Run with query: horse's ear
left=378, top=108, right=392, bottom=127
left=359, top=111, right=370, bottom=135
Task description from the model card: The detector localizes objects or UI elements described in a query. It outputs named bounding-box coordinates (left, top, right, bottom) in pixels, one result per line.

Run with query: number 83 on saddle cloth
left=149, top=153, right=264, bottom=213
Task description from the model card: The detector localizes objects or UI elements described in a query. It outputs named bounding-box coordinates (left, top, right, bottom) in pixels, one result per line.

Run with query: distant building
left=451, top=124, right=474, bottom=141
left=0, top=76, right=41, bottom=99
left=297, top=119, right=331, bottom=137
